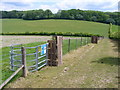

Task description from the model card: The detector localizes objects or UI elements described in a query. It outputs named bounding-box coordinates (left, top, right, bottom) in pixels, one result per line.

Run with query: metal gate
left=10, top=43, right=48, bottom=72
left=10, top=44, right=22, bottom=71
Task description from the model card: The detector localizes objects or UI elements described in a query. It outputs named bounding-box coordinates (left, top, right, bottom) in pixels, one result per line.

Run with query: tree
left=106, top=18, right=115, bottom=24
left=1, top=9, right=119, bottom=25
left=1, top=11, right=8, bottom=18
left=69, top=14, right=75, bottom=19
left=60, top=10, right=69, bottom=19
left=7, top=10, right=18, bottom=18
left=22, top=11, right=35, bottom=20
left=44, top=9, right=53, bottom=19
left=90, top=16, right=97, bottom=21
left=75, top=14, right=83, bottom=20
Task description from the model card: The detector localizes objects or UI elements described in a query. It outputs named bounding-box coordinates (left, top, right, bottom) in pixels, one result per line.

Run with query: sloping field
left=6, top=39, right=119, bottom=88
left=2, top=19, right=110, bottom=37
left=112, top=25, right=119, bottom=32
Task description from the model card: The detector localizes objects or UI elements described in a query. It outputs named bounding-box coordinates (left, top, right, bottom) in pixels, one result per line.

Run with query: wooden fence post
left=52, top=35, right=57, bottom=44
left=68, top=38, right=70, bottom=52
left=86, top=37, right=87, bottom=44
left=47, top=40, right=58, bottom=66
left=81, top=37, right=82, bottom=46
left=91, top=36, right=98, bottom=44
left=21, top=47, right=27, bottom=77
left=76, top=38, right=77, bottom=49
left=57, top=36, right=63, bottom=66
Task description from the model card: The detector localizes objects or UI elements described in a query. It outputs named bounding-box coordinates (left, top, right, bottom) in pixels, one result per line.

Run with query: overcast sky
left=0, top=0, right=119, bottom=13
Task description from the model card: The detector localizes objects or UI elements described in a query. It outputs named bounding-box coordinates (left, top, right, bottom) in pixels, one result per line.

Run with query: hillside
left=2, top=19, right=112, bottom=37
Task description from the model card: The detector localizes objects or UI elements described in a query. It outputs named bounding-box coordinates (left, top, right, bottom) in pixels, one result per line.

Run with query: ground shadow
left=91, top=57, right=120, bottom=66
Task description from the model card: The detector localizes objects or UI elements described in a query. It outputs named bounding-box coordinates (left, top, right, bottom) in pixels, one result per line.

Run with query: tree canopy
left=0, top=9, right=120, bottom=25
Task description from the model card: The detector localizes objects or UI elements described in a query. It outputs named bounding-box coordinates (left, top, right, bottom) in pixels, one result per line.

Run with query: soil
left=0, top=35, right=51, bottom=48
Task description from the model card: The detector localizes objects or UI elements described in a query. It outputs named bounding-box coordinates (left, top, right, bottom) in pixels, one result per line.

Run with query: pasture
left=112, top=25, right=119, bottom=32
left=2, top=19, right=112, bottom=37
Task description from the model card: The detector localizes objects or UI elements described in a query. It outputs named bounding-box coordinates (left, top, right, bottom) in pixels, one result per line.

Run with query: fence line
left=63, top=37, right=92, bottom=55
left=68, top=39, right=70, bottom=52
left=1, top=36, right=102, bottom=89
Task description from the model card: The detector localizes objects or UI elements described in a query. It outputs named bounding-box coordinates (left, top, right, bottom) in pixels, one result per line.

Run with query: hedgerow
left=0, top=32, right=101, bottom=37
left=108, top=23, right=120, bottom=39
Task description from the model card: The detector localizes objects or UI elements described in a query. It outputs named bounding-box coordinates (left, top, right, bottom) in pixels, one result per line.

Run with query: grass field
left=112, top=25, right=119, bottom=32
left=2, top=19, right=114, bottom=37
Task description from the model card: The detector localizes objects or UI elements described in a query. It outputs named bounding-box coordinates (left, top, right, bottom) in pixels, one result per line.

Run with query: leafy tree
left=60, top=10, right=69, bottom=19
left=106, top=18, right=115, bottom=24
left=90, top=16, right=97, bottom=21
left=1, top=9, right=120, bottom=25
left=44, top=9, right=53, bottom=19
left=75, top=14, right=83, bottom=20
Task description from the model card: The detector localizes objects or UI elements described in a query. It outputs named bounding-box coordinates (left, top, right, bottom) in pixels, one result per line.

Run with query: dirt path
left=1, top=35, right=51, bottom=48
left=6, top=39, right=119, bottom=88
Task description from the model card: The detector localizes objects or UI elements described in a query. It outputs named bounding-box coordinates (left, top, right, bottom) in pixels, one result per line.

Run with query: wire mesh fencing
left=62, top=37, right=91, bottom=55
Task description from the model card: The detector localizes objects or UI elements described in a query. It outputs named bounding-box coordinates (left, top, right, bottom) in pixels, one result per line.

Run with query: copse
left=0, top=9, right=120, bottom=25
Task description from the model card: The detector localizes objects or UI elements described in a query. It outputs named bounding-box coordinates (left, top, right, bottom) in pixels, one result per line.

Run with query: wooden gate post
left=91, top=36, right=98, bottom=44
left=21, top=47, right=27, bottom=77
left=47, top=36, right=63, bottom=66
left=57, top=36, right=63, bottom=66
left=47, top=40, right=58, bottom=66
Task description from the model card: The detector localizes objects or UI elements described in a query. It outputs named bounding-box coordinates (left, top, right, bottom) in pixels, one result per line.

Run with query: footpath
left=6, top=39, right=119, bottom=88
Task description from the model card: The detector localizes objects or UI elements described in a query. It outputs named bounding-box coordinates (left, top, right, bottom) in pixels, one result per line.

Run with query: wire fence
left=62, top=37, right=91, bottom=55
left=0, top=36, right=92, bottom=87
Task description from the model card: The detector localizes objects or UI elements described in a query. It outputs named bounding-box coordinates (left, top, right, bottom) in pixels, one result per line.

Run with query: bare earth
left=0, top=35, right=51, bottom=48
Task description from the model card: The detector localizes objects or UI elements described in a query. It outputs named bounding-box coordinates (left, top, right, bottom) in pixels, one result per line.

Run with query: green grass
left=2, top=19, right=114, bottom=37
left=112, top=25, right=119, bottom=32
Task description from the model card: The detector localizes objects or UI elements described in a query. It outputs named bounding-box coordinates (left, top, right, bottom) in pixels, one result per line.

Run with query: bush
left=108, top=23, right=120, bottom=39
left=110, top=31, right=120, bottom=39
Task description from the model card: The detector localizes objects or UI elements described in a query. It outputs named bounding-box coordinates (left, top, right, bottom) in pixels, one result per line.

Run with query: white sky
left=0, top=0, right=119, bottom=13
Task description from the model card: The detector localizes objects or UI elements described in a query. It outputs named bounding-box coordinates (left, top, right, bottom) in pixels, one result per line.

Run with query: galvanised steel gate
left=10, top=43, right=48, bottom=72
left=10, top=44, right=22, bottom=71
